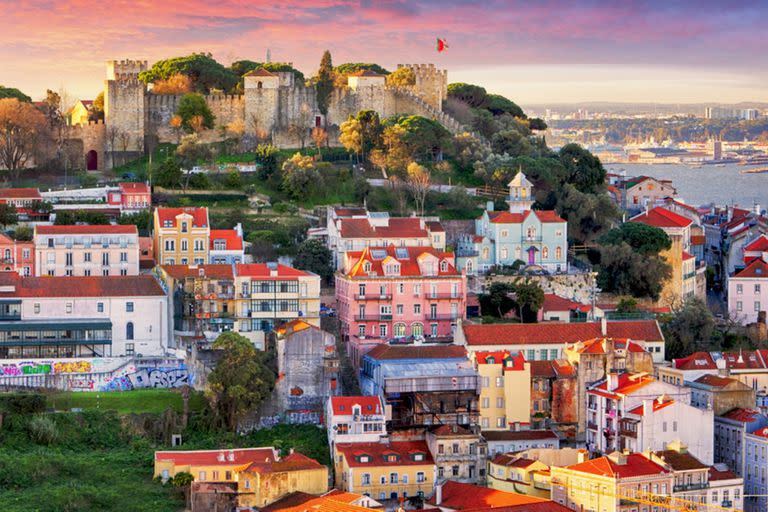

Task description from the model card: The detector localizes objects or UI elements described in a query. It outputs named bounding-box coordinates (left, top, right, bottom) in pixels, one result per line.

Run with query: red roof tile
left=329, top=396, right=383, bottom=416
left=491, top=454, right=539, bottom=468
left=428, top=481, right=551, bottom=510
left=488, top=210, right=565, bottom=224
left=542, top=294, right=590, bottom=313
left=673, top=351, right=717, bottom=370
left=430, top=424, right=475, bottom=437
left=721, top=350, right=766, bottom=369
left=235, top=263, right=309, bottom=278
left=154, top=447, right=276, bottom=466
left=708, top=466, right=740, bottom=481
left=345, top=246, right=459, bottom=278
left=252, top=451, right=323, bottom=473
left=462, top=321, right=663, bottom=346
left=530, top=360, right=557, bottom=378
left=336, top=441, right=433, bottom=467
left=365, top=344, right=467, bottom=361
left=244, top=68, right=277, bottom=77
left=751, top=427, right=768, bottom=439
left=566, top=453, right=669, bottom=478
left=0, top=188, right=42, bottom=199
left=155, top=207, right=209, bottom=228
left=682, top=251, right=695, bottom=261
left=0, top=273, right=164, bottom=298
left=745, top=235, right=768, bottom=252
left=691, top=235, right=706, bottom=245
left=118, top=182, right=150, bottom=194
left=720, top=408, right=761, bottom=423
left=693, top=374, right=741, bottom=388
left=35, top=224, right=137, bottom=235
left=209, top=229, right=243, bottom=251
left=161, top=264, right=234, bottom=280
left=627, top=398, right=675, bottom=416
left=733, top=258, right=768, bottom=279
left=630, top=207, right=692, bottom=229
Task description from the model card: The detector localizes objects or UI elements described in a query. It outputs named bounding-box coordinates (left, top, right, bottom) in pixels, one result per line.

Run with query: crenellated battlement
left=106, top=59, right=148, bottom=81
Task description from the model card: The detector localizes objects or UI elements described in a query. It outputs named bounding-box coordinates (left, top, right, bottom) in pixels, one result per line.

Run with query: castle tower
left=398, top=63, right=448, bottom=111
left=243, top=68, right=280, bottom=136
left=507, top=171, right=534, bottom=214
left=104, top=59, right=148, bottom=164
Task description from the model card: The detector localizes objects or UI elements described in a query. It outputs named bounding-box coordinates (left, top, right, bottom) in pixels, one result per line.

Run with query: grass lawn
left=48, top=389, right=207, bottom=415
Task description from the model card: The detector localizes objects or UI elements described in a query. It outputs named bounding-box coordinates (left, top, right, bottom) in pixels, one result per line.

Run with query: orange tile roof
left=345, top=245, right=459, bottom=278
left=0, top=188, right=41, bottom=199
left=682, top=251, right=695, bottom=261
left=627, top=398, right=675, bottom=416
left=235, top=263, right=309, bottom=278
left=491, top=454, right=539, bottom=468
left=0, top=273, right=164, bottom=298
left=330, top=396, right=383, bottom=416
left=339, top=217, right=430, bottom=238
left=244, top=68, right=277, bottom=77
left=154, top=447, right=276, bottom=466
left=428, top=480, right=551, bottom=510
left=542, top=294, right=590, bottom=313
left=565, top=453, right=669, bottom=478
left=462, top=321, right=663, bottom=346
left=35, top=224, right=137, bottom=235
left=576, top=338, right=647, bottom=355
left=260, top=492, right=373, bottom=512
left=691, top=235, right=706, bottom=245
left=590, top=373, right=654, bottom=398
left=745, top=235, right=768, bottom=252
left=488, top=210, right=565, bottom=224
left=209, top=229, right=243, bottom=251
left=336, top=441, right=433, bottom=468
left=430, top=424, right=475, bottom=437
left=673, top=351, right=717, bottom=370
left=721, top=408, right=762, bottom=423
left=630, top=207, right=692, bottom=229
left=118, top=182, right=150, bottom=193
left=693, top=374, right=740, bottom=388
left=242, top=451, right=324, bottom=474
left=155, top=207, right=208, bottom=228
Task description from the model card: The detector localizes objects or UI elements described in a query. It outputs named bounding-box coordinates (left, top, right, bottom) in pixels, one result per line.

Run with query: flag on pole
left=436, top=38, right=448, bottom=52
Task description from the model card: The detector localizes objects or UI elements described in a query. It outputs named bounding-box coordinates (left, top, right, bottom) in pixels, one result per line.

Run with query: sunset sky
left=1, top=0, right=766, bottom=105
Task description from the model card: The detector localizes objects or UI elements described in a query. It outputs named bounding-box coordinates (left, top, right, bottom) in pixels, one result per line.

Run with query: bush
left=27, top=415, right=59, bottom=445
left=0, top=393, right=47, bottom=414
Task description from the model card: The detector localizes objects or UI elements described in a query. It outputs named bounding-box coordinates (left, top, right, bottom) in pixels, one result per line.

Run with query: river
left=605, top=162, right=768, bottom=209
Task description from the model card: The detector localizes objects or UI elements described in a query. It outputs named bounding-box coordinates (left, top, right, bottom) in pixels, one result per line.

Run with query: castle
left=67, top=60, right=463, bottom=171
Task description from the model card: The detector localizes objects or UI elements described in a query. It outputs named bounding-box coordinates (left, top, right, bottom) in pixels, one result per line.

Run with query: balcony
left=427, top=314, right=460, bottom=321
left=354, top=314, right=392, bottom=321
left=354, top=294, right=392, bottom=301
left=425, top=293, right=462, bottom=300
left=673, top=483, right=708, bottom=492
left=587, top=421, right=598, bottom=430
left=619, top=428, right=637, bottom=439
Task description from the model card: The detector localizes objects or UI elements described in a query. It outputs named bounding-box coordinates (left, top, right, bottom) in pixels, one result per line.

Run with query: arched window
left=556, top=246, right=562, bottom=259
left=257, top=81, right=263, bottom=89
left=3, top=249, right=10, bottom=260
left=466, top=260, right=473, bottom=272
left=394, top=323, right=406, bottom=337
left=482, top=248, right=489, bottom=259
left=527, top=227, right=536, bottom=240
left=411, top=323, right=423, bottom=337
left=542, top=246, right=549, bottom=259
left=440, top=261, right=448, bottom=272
left=126, top=322, right=134, bottom=340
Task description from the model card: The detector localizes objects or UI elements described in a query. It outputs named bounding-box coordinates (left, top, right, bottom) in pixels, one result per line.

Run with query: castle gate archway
left=86, top=150, right=98, bottom=171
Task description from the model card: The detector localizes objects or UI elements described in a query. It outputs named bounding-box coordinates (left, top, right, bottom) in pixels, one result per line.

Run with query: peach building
left=153, top=207, right=210, bottom=265
left=0, top=233, right=34, bottom=276
left=33, top=224, right=139, bottom=277
left=335, top=245, right=466, bottom=369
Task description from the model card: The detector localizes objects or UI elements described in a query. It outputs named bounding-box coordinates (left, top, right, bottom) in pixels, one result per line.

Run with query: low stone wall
left=483, top=271, right=597, bottom=304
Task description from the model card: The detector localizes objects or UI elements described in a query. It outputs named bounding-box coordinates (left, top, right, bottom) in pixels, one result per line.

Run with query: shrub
left=28, top=415, right=59, bottom=445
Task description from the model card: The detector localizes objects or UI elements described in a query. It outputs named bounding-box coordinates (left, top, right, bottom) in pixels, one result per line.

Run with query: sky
left=0, top=0, right=766, bottom=106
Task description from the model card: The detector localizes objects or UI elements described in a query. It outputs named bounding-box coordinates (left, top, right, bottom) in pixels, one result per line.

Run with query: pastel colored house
left=0, top=233, right=34, bottom=276
left=621, top=175, right=677, bottom=213
left=728, top=258, right=768, bottom=324
left=426, top=424, right=487, bottom=484
left=473, top=350, right=531, bottom=431
left=335, top=245, right=466, bottom=369
left=33, top=224, right=139, bottom=277
left=117, top=182, right=151, bottom=212
left=153, top=207, right=210, bottom=265
left=487, top=448, right=586, bottom=497
left=326, top=395, right=387, bottom=480
left=209, top=225, right=245, bottom=264
left=68, top=99, right=94, bottom=126
left=0, top=188, right=46, bottom=221
left=456, top=173, right=568, bottom=275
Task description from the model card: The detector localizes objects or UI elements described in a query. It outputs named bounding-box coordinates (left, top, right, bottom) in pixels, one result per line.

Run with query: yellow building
left=473, top=351, right=531, bottom=431
left=487, top=453, right=549, bottom=497
left=69, top=99, right=94, bottom=126
left=335, top=441, right=435, bottom=502
left=153, top=207, right=211, bottom=266
left=154, top=448, right=328, bottom=509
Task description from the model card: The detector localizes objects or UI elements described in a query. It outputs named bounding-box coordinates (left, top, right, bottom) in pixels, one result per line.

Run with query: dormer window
left=363, top=262, right=372, bottom=272
left=352, top=405, right=361, bottom=415
left=411, top=453, right=425, bottom=462
left=181, top=221, right=188, bottom=233
left=440, top=261, right=448, bottom=272
left=383, top=454, right=400, bottom=463
left=486, top=356, right=496, bottom=364
left=356, top=454, right=371, bottom=463
left=163, top=220, right=172, bottom=228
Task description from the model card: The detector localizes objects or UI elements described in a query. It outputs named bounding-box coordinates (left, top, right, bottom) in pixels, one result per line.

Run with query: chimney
left=577, top=449, right=588, bottom=463
left=436, top=481, right=443, bottom=505
left=727, top=206, right=733, bottom=223
left=643, top=399, right=654, bottom=416
left=601, top=317, right=608, bottom=336
left=608, top=373, right=618, bottom=391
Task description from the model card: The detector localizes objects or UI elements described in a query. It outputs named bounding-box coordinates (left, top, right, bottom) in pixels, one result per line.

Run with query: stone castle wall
left=61, top=121, right=106, bottom=170
left=146, top=93, right=245, bottom=143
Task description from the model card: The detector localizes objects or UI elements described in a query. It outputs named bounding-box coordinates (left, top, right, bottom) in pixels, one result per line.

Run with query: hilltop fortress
left=69, top=59, right=464, bottom=170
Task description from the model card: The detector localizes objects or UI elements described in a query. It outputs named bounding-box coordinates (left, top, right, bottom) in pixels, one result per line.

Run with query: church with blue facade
left=456, top=173, right=568, bottom=275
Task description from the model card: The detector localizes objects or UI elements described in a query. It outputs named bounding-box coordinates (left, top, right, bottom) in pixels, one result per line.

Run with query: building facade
left=426, top=424, right=487, bottom=485
left=728, top=258, right=768, bottom=325
left=474, top=350, right=531, bottom=431
left=0, top=233, right=34, bottom=276
left=209, top=226, right=245, bottom=264
left=745, top=426, right=768, bottom=512
left=153, top=207, right=210, bottom=265
left=34, top=224, right=139, bottom=277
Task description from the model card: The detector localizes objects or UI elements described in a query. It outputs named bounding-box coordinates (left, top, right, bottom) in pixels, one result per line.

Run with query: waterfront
left=607, top=162, right=768, bottom=209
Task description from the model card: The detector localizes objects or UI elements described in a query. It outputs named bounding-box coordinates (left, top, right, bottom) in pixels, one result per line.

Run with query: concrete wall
left=275, top=327, right=335, bottom=411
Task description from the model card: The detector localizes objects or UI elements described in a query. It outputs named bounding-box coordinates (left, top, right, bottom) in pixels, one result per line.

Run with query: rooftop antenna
left=266, top=48, right=271, bottom=64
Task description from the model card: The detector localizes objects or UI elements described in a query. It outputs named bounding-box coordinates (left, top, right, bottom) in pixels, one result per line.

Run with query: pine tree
left=315, top=50, right=334, bottom=116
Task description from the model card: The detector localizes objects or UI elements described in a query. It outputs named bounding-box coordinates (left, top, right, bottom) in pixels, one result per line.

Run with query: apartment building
left=0, top=233, right=34, bottom=276
left=473, top=350, right=531, bottom=431
left=426, top=424, right=487, bottom=484
left=728, top=258, right=768, bottom=325
left=153, top=207, right=210, bottom=265
left=326, top=395, right=387, bottom=479
left=34, top=224, right=139, bottom=277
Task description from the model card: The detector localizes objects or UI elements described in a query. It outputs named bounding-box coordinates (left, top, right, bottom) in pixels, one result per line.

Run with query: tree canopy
left=335, top=63, right=390, bottom=76
left=293, top=239, right=333, bottom=282
left=176, top=93, right=215, bottom=132
left=600, top=222, right=672, bottom=255
left=139, top=53, right=239, bottom=93
left=479, top=279, right=544, bottom=322
left=314, top=51, right=334, bottom=116
left=0, top=86, right=31, bottom=102
left=0, top=98, right=47, bottom=180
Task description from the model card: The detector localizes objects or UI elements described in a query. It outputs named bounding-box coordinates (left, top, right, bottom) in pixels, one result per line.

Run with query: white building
left=728, top=258, right=768, bottom=325
left=621, top=396, right=714, bottom=464
left=0, top=272, right=169, bottom=359
left=744, top=426, right=768, bottom=512
left=326, top=395, right=387, bottom=478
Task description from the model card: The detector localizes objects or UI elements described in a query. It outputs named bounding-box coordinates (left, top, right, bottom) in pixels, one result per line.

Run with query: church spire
left=507, top=167, right=534, bottom=214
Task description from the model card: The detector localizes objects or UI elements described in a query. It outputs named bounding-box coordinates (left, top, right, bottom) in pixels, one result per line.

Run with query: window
left=212, top=471, right=219, bottom=480
left=164, top=239, right=175, bottom=251
left=737, top=284, right=743, bottom=294
left=33, top=302, right=40, bottom=314
left=65, top=302, right=72, bottom=314
left=756, top=284, right=762, bottom=294
left=496, top=397, right=505, bottom=408
left=126, top=302, right=134, bottom=312
left=120, top=252, right=127, bottom=262
left=126, top=343, right=136, bottom=355
left=496, top=417, right=505, bottom=428
left=496, top=376, right=503, bottom=387
left=452, top=443, right=459, bottom=454
left=737, top=301, right=743, bottom=311
left=120, top=269, right=127, bottom=276
left=181, top=239, right=188, bottom=252
left=379, top=324, right=387, bottom=337
left=390, top=473, right=398, bottom=484
left=416, top=472, right=425, bottom=483
left=65, top=252, right=73, bottom=266
left=126, top=322, right=134, bottom=340
left=84, top=269, right=91, bottom=276
left=181, top=221, right=188, bottom=233
left=501, top=248, right=508, bottom=259
left=358, top=325, right=366, bottom=336
left=755, top=301, right=762, bottom=312
left=84, top=252, right=91, bottom=262
left=396, top=304, right=403, bottom=315
left=542, top=246, right=549, bottom=259
left=402, top=474, right=408, bottom=484
left=482, top=418, right=489, bottom=428
left=97, top=302, right=104, bottom=313
left=452, top=465, right=459, bottom=477
left=361, top=473, right=371, bottom=485
left=414, top=304, right=421, bottom=314
left=199, top=471, right=206, bottom=481
left=102, top=252, right=109, bottom=266
left=482, top=397, right=489, bottom=408
left=555, top=246, right=562, bottom=259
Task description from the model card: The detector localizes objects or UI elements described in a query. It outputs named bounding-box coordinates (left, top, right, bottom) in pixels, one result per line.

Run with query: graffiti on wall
left=98, top=367, right=191, bottom=391
left=0, top=360, right=94, bottom=377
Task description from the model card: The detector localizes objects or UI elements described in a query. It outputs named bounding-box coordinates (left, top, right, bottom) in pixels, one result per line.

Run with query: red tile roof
left=155, top=207, right=208, bottom=228
left=751, top=427, right=768, bottom=439
left=35, top=224, right=137, bottom=235
left=542, top=294, right=590, bottom=313
left=627, top=398, right=675, bottom=416
left=708, top=466, right=740, bottom=481
left=745, top=235, right=768, bottom=252
left=0, top=188, right=42, bottom=199
left=630, top=207, right=692, bottom=229
left=733, top=258, right=768, bottom=279
left=244, top=68, right=277, bottom=77
left=691, top=235, right=706, bottom=245
left=209, top=229, right=243, bottom=251
left=335, top=441, right=433, bottom=467
left=475, top=350, right=515, bottom=365
left=243, top=451, right=324, bottom=474
left=339, top=217, right=429, bottom=239
left=332, top=207, right=367, bottom=217
left=682, top=251, right=695, bottom=261
left=590, top=373, right=654, bottom=398
left=575, top=338, right=647, bottom=355
left=154, top=447, right=276, bottom=466
left=720, top=408, right=762, bottom=423
left=693, top=374, right=740, bottom=388
left=461, top=321, right=663, bottom=346
left=235, top=263, right=309, bottom=278
left=482, top=430, right=559, bottom=442
left=428, top=480, right=551, bottom=510
left=652, top=450, right=708, bottom=471
left=345, top=246, right=459, bottom=278
left=673, top=351, right=717, bottom=370
left=565, top=453, right=669, bottom=478
left=491, top=454, right=539, bottom=468
left=430, top=424, right=475, bottom=437
left=365, top=344, right=467, bottom=361
left=488, top=210, right=564, bottom=224
left=329, top=396, right=383, bottom=416
left=721, top=350, right=766, bottom=369
left=0, top=273, right=164, bottom=297
left=161, top=264, right=234, bottom=280
left=119, top=182, right=150, bottom=193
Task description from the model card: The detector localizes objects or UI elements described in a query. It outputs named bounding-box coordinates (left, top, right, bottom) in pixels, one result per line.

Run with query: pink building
left=0, top=188, right=46, bottom=221
left=116, top=182, right=151, bottom=212
left=335, top=245, right=467, bottom=369
left=0, top=233, right=34, bottom=276
left=728, top=258, right=768, bottom=324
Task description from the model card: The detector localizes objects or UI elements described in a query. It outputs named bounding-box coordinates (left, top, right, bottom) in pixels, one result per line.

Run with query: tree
left=139, top=53, right=239, bottom=93
left=340, top=110, right=382, bottom=162
left=406, top=162, right=431, bottom=216
left=528, top=118, right=548, bottom=131
left=558, top=143, right=607, bottom=194
left=206, top=331, right=275, bottom=430
left=451, top=132, right=490, bottom=171
left=447, top=83, right=488, bottom=107
left=339, top=117, right=363, bottom=159
left=171, top=471, right=194, bottom=509
left=255, top=144, right=279, bottom=180
left=293, top=239, right=333, bottom=283
left=483, top=94, right=526, bottom=118
left=176, top=93, right=214, bottom=132
left=0, top=98, right=46, bottom=181
left=479, top=282, right=516, bottom=318
left=13, top=225, right=32, bottom=241
left=90, top=91, right=105, bottom=122
left=386, top=67, right=416, bottom=87
left=513, top=279, right=545, bottom=323
left=229, top=59, right=263, bottom=77
left=176, top=135, right=212, bottom=190
left=311, top=127, right=328, bottom=156
left=491, top=129, right=534, bottom=157
left=596, top=242, right=671, bottom=300
left=663, top=298, right=716, bottom=359
left=0, top=203, right=18, bottom=228
left=0, top=86, right=31, bottom=102
left=281, top=153, right=320, bottom=200
left=315, top=50, right=334, bottom=116
left=154, top=157, right=183, bottom=188
left=151, top=73, right=193, bottom=94
left=387, top=115, right=451, bottom=160
left=600, top=222, right=672, bottom=255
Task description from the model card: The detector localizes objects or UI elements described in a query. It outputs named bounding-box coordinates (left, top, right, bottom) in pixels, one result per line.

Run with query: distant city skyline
left=1, top=0, right=766, bottom=105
